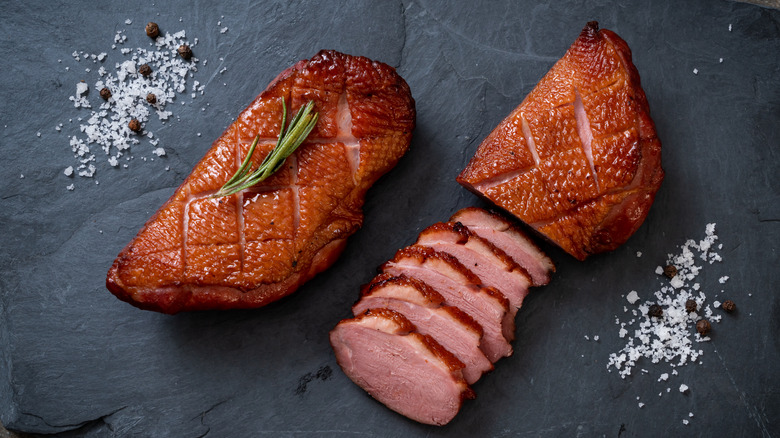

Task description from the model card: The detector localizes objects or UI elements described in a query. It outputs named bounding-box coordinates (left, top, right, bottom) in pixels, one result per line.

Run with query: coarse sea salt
left=58, top=22, right=219, bottom=190
left=607, top=224, right=726, bottom=384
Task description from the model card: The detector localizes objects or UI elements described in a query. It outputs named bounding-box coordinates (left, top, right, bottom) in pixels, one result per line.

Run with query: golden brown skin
left=457, top=22, right=663, bottom=260
left=107, top=50, right=416, bottom=313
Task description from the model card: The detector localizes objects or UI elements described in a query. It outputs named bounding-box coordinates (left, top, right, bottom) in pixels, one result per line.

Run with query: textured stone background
left=1, top=0, right=779, bottom=436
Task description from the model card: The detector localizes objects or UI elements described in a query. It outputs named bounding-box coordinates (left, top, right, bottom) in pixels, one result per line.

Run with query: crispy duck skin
left=107, top=50, right=415, bottom=313
left=457, top=22, right=663, bottom=260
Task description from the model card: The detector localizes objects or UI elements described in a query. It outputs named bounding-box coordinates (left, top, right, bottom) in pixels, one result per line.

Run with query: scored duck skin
left=457, top=22, right=663, bottom=260
left=107, top=50, right=415, bottom=313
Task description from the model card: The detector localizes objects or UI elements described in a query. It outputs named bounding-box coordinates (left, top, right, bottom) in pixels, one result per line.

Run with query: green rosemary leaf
left=213, top=99, right=318, bottom=198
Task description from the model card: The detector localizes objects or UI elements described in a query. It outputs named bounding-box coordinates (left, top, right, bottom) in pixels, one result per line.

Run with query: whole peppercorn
left=99, top=87, right=112, bottom=100
left=177, top=44, right=193, bottom=60
left=685, top=299, right=697, bottom=313
left=139, top=63, right=152, bottom=77
left=696, top=319, right=711, bottom=336
left=663, top=265, right=678, bottom=279
left=146, top=22, right=160, bottom=39
left=721, top=299, right=736, bottom=313
left=648, top=304, right=663, bottom=318
left=128, top=118, right=141, bottom=132
left=146, top=93, right=157, bottom=104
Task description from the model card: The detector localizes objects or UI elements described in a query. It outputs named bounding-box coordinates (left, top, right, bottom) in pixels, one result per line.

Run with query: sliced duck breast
left=354, top=274, right=493, bottom=384
left=329, top=308, right=474, bottom=426
left=381, top=245, right=513, bottom=362
left=415, top=222, right=532, bottom=309
left=450, top=207, right=554, bottom=286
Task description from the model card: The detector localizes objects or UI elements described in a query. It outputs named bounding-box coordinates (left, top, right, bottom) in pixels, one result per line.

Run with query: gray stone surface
left=1, top=0, right=779, bottom=436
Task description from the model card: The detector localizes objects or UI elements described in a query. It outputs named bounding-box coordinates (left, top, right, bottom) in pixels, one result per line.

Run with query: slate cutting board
left=1, top=0, right=778, bottom=436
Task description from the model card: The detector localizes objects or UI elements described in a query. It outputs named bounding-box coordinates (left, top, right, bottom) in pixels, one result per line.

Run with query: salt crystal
left=125, top=19, right=132, bottom=24
left=719, top=276, right=729, bottom=284
left=220, top=27, right=229, bottom=34
left=729, top=24, right=732, bottom=31
left=693, top=68, right=698, bottom=75
left=658, top=373, right=669, bottom=381
left=683, top=419, right=689, bottom=425
left=60, top=23, right=203, bottom=180
left=637, top=251, right=642, bottom=257
left=66, top=184, right=75, bottom=191
left=679, top=384, right=688, bottom=393
left=689, top=412, right=694, bottom=418
left=638, top=402, right=644, bottom=408
left=607, top=224, right=726, bottom=382
left=655, top=266, right=664, bottom=275
left=36, top=132, right=41, bottom=137
left=64, top=166, right=74, bottom=176
left=719, top=58, right=724, bottom=63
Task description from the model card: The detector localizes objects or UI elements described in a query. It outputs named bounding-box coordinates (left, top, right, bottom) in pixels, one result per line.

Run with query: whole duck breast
left=107, top=50, right=416, bottom=313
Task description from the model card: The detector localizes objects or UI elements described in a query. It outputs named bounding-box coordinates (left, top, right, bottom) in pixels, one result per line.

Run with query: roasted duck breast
left=457, top=22, right=663, bottom=260
left=107, top=50, right=415, bottom=313
left=331, top=207, right=553, bottom=425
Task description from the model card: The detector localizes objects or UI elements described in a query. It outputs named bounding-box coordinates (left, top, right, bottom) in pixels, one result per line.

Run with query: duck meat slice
left=450, top=207, right=554, bottom=286
left=106, top=50, right=415, bottom=313
left=416, top=221, right=532, bottom=309
left=330, top=308, right=474, bottom=426
left=354, top=274, right=493, bottom=384
left=381, top=245, right=514, bottom=362
left=457, top=22, right=663, bottom=260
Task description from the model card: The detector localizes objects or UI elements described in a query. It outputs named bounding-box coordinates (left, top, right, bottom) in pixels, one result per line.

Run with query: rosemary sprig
left=213, top=99, right=318, bottom=198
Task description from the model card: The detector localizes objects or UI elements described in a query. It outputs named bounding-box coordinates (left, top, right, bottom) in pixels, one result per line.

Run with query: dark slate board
left=1, top=0, right=779, bottom=436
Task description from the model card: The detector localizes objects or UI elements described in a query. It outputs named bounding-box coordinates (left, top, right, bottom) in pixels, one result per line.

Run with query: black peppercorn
left=648, top=304, right=663, bottom=318
left=139, top=64, right=152, bottom=77
left=663, top=265, right=678, bottom=279
left=721, top=300, right=736, bottom=313
left=128, top=119, right=141, bottom=132
left=146, top=93, right=157, bottom=104
left=177, top=44, right=193, bottom=60
left=145, top=22, right=160, bottom=38
left=695, top=319, right=711, bottom=336
left=99, top=87, right=112, bottom=100
left=685, top=299, right=697, bottom=313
